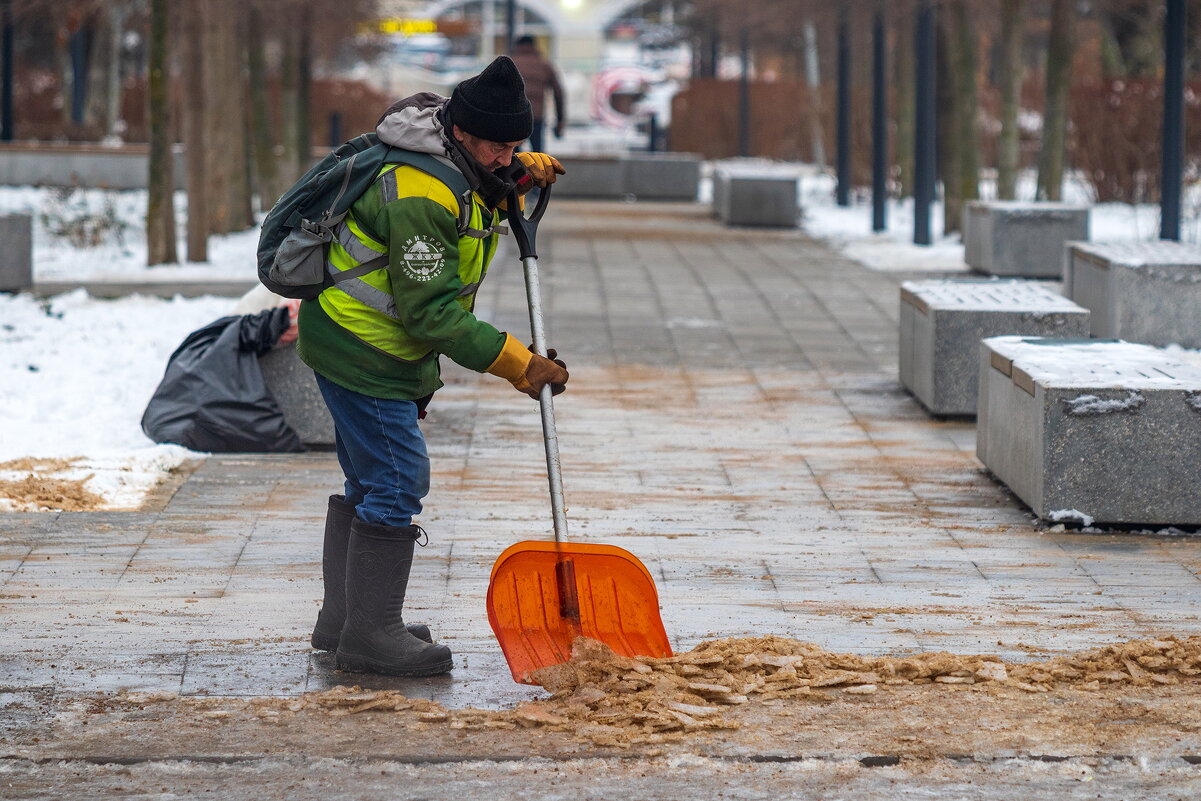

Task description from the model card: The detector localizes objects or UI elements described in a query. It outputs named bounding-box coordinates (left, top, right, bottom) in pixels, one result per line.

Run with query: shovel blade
left=487, top=541, right=673, bottom=684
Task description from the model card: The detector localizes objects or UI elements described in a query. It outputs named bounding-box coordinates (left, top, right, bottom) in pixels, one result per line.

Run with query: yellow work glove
left=485, top=333, right=569, bottom=400
left=515, top=152, right=565, bottom=189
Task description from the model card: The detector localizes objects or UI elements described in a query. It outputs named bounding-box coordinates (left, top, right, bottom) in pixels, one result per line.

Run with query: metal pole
left=914, top=0, right=936, bottom=246
left=836, top=7, right=851, bottom=207
left=738, top=27, right=750, bottom=157
left=505, top=0, right=516, bottom=55
left=1, top=0, right=13, bottom=141
left=871, top=7, right=887, bottom=232
left=1161, top=0, right=1185, bottom=241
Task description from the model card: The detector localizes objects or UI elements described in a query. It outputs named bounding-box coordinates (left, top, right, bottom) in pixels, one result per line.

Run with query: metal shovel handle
left=509, top=186, right=569, bottom=545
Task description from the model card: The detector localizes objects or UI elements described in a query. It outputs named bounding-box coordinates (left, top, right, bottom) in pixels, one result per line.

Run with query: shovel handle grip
left=507, top=184, right=551, bottom=261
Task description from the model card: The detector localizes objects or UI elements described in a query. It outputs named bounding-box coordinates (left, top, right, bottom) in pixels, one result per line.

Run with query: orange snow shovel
left=487, top=185, right=672, bottom=685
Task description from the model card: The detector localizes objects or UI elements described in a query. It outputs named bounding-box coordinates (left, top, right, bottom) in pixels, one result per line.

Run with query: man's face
left=453, top=126, right=522, bottom=171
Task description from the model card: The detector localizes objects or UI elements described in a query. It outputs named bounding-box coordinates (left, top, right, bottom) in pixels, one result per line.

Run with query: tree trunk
left=937, top=12, right=960, bottom=234
left=146, top=0, right=176, bottom=266
left=295, top=5, right=313, bottom=179
left=996, top=0, right=1024, bottom=200
left=279, top=22, right=299, bottom=187
left=204, top=0, right=232, bottom=235
left=247, top=4, right=279, bottom=209
left=182, top=0, right=208, bottom=262
left=894, top=8, right=915, bottom=198
left=226, top=5, right=253, bottom=229
left=951, top=0, right=979, bottom=215
left=104, top=4, right=127, bottom=138
left=802, top=19, right=826, bottom=168
left=1037, top=0, right=1075, bottom=201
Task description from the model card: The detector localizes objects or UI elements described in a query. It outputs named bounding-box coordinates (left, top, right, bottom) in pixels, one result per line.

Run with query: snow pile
left=1048, top=509, right=1097, bottom=527
left=0, top=187, right=259, bottom=282
left=1062, top=392, right=1145, bottom=416
left=0, top=290, right=235, bottom=510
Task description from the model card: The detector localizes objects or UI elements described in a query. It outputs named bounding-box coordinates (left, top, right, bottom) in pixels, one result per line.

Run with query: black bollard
left=871, top=7, right=888, bottom=232
left=1161, top=0, right=1185, bottom=241
left=837, top=7, right=851, bottom=207
left=914, top=0, right=936, bottom=246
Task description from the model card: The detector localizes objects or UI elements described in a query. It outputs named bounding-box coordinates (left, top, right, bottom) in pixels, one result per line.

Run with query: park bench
left=899, top=279, right=1089, bottom=416
left=964, top=201, right=1089, bottom=278
left=554, top=153, right=701, bottom=201
left=0, top=214, right=32, bottom=293
left=712, top=165, right=799, bottom=228
left=1064, top=240, right=1201, bottom=348
left=977, top=335, right=1201, bottom=526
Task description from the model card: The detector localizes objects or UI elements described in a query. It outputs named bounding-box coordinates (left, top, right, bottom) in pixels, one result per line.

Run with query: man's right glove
left=515, top=152, right=565, bottom=189
left=486, top=333, right=570, bottom=400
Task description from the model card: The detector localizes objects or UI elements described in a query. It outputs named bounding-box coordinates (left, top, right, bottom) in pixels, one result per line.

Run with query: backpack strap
left=375, top=149, right=505, bottom=239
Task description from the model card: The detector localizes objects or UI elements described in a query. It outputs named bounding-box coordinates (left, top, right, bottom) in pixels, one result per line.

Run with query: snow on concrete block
left=898, top=279, right=1089, bottom=416
left=713, top=169, right=799, bottom=228
left=977, top=336, right=1201, bottom=525
left=1064, top=241, right=1201, bottom=348
left=964, top=201, right=1089, bottom=278
left=0, top=214, right=32, bottom=293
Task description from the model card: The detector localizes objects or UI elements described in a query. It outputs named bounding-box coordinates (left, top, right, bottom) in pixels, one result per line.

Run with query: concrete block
left=964, top=201, right=1089, bottom=278
left=553, top=155, right=626, bottom=198
left=1064, top=241, right=1201, bottom=347
left=977, top=336, right=1201, bottom=525
left=713, top=168, right=799, bottom=228
left=259, top=346, right=335, bottom=449
left=234, top=285, right=334, bottom=449
left=0, top=214, right=32, bottom=292
left=623, top=153, right=701, bottom=201
left=899, top=279, right=1089, bottom=416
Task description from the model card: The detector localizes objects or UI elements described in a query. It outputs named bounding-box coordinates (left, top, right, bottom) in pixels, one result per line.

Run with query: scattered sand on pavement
left=114, top=635, right=1201, bottom=748
left=0, top=457, right=105, bottom=511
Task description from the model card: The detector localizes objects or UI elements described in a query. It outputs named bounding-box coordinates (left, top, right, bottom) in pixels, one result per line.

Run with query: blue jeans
left=314, top=373, right=430, bottom=527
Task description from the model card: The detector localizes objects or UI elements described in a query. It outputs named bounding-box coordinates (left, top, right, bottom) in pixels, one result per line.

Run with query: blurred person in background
left=510, top=35, right=566, bottom=153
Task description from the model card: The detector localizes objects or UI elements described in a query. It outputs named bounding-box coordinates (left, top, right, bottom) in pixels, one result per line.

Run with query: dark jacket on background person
left=510, top=38, right=565, bottom=130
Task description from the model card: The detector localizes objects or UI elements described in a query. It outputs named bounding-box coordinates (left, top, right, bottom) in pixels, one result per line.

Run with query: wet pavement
left=5, top=200, right=1201, bottom=797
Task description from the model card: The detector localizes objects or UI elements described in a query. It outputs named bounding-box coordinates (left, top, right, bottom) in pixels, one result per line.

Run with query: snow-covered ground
left=0, top=167, right=1197, bottom=511
left=799, top=171, right=1197, bottom=272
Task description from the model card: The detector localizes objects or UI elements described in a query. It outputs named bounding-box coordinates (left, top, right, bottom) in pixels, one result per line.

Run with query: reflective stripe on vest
left=318, top=164, right=499, bottom=362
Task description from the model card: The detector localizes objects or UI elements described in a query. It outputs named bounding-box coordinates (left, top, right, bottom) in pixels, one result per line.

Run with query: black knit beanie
left=448, top=56, right=533, bottom=143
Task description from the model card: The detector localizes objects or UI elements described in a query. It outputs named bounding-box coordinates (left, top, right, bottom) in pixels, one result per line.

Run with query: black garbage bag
left=141, top=307, right=304, bottom=453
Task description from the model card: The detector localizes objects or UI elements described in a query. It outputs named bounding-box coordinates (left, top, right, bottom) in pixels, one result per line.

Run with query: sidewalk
left=4, top=200, right=1201, bottom=797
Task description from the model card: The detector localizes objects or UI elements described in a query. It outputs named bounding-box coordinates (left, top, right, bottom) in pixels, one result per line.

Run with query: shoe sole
left=313, top=627, right=434, bottom=653
left=311, top=632, right=338, bottom=652
left=335, top=654, right=454, bottom=677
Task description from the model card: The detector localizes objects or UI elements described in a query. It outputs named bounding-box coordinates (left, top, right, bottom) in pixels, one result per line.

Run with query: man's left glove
left=516, top=152, right=565, bottom=189
left=486, top=333, right=570, bottom=399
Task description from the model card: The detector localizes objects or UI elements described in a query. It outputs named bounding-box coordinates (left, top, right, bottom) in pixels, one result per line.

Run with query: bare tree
left=181, top=0, right=208, bottom=262
left=945, top=0, right=979, bottom=233
left=145, top=0, right=176, bottom=266
left=1037, top=0, right=1075, bottom=201
left=996, top=0, right=1025, bottom=200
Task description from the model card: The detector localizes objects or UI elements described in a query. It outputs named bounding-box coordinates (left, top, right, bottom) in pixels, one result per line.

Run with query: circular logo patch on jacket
left=400, top=235, right=447, bottom=282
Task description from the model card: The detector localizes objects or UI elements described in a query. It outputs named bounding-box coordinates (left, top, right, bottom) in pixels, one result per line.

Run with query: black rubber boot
left=335, top=519, right=453, bottom=677
left=311, top=496, right=431, bottom=651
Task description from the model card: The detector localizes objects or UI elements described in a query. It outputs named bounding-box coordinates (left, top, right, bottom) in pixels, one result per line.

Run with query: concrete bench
left=0, top=214, right=32, bottom=292
left=553, top=153, right=701, bottom=201
left=713, top=168, right=799, bottom=228
left=1064, top=241, right=1201, bottom=347
left=964, top=201, right=1089, bottom=278
left=899, top=279, right=1089, bottom=416
left=234, top=286, right=334, bottom=449
left=977, top=336, right=1201, bottom=526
